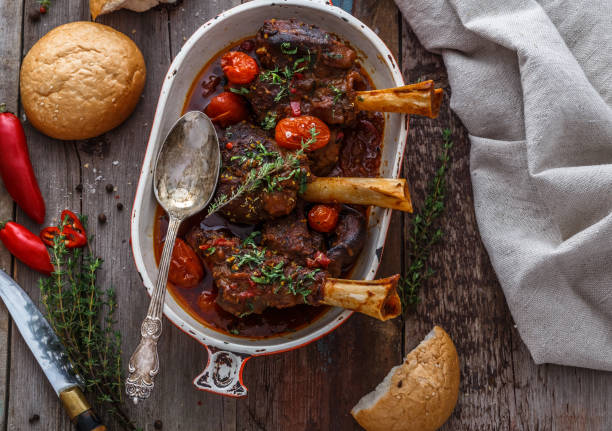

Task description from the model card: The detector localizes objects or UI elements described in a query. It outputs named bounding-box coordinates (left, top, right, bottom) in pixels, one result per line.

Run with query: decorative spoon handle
left=126, top=215, right=181, bottom=404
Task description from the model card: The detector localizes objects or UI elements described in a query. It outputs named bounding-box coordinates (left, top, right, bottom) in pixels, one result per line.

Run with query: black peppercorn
left=98, top=213, right=107, bottom=224
left=28, top=10, right=41, bottom=22
left=28, top=414, right=40, bottom=424
left=117, top=202, right=124, bottom=211
left=75, top=183, right=83, bottom=193
left=105, top=183, right=114, bottom=193
left=154, top=420, right=163, bottom=429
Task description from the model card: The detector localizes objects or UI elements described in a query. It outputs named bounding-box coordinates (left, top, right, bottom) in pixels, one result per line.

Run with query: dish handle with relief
left=193, top=345, right=252, bottom=397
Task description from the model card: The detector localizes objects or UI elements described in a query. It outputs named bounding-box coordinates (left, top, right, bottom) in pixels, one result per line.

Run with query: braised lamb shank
left=234, top=19, right=367, bottom=126
left=186, top=225, right=400, bottom=321
left=212, top=122, right=412, bottom=224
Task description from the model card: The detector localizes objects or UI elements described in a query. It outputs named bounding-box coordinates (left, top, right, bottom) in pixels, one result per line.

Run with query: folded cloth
left=394, top=0, right=612, bottom=371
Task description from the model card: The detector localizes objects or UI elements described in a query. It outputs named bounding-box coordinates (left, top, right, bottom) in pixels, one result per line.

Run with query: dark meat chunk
left=256, top=19, right=356, bottom=71
left=235, top=19, right=368, bottom=126
left=186, top=227, right=326, bottom=317
left=261, top=208, right=325, bottom=266
left=243, top=67, right=365, bottom=126
left=330, top=115, right=383, bottom=178
left=326, top=207, right=367, bottom=277
left=212, top=122, right=310, bottom=223
left=308, top=129, right=342, bottom=176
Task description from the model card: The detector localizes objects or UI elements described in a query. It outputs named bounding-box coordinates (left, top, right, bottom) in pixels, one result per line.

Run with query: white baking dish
left=130, top=0, right=407, bottom=397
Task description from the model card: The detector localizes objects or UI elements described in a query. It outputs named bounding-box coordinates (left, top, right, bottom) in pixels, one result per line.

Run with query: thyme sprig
left=207, top=130, right=315, bottom=216
left=400, top=128, right=453, bottom=307
left=39, top=216, right=138, bottom=430
left=259, top=51, right=311, bottom=102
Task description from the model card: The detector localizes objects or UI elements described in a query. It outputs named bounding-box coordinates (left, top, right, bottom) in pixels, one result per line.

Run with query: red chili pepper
left=40, top=226, right=60, bottom=247
left=306, top=251, right=331, bottom=269
left=60, top=210, right=86, bottom=237
left=290, top=100, right=301, bottom=116
left=0, top=221, right=53, bottom=274
left=289, top=87, right=297, bottom=94
left=225, top=142, right=234, bottom=150
left=213, top=238, right=235, bottom=247
left=40, top=226, right=86, bottom=248
left=0, top=104, right=45, bottom=224
left=294, top=72, right=305, bottom=80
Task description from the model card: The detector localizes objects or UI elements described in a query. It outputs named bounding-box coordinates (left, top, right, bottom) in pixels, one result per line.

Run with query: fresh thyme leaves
left=238, top=302, right=255, bottom=318
left=39, top=216, right=138, bottom=430
left=324, top=51, right=343, bottom=59
left=230, top=87, right=249, bottom=95
left=260, top=51, right=311, bottom=102
left=229, top=328, right=240, bottom=335
left=242, top=231, right=260, bottom=248
left=400, top=129, right=453, bottom=307
left=303, top=126, right=319, bottom=149
left=233, top=247, right=266, bottom=269
left=204, top=246, right=216, bottom=256
left=207, top=141, right=307, bottom=216
left=228, top=239, right=319, bottom=304
left=281, top=42, right=298, bottom=55
left=261, top=112, right=278, bottom=130
left=329, top=84, right=344, bottom=103
left=251, top=261, right=285, bottom=284
left=274, top=87, right=288, bottom=102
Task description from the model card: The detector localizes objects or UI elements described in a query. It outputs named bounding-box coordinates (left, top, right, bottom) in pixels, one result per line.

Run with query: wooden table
left=1, top=1, right=611, bottom=430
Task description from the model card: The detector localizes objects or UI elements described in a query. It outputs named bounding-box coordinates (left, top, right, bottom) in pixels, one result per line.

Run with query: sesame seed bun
left=20, top=22, right=146, bottom=140
left=351, top=326, right=460, bottom=431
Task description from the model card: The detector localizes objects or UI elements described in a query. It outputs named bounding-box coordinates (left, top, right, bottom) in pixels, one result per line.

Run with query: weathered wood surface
left=0, top=0, right=23, bottom=428
left=0, top=0, right=610, bottom=430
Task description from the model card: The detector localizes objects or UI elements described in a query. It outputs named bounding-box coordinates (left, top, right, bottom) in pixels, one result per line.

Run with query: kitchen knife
left=0, top=269, right=105, bottom=430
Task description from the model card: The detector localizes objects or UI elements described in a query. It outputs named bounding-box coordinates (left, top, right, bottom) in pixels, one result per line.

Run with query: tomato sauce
left=154, top=35, right=384, bottom=339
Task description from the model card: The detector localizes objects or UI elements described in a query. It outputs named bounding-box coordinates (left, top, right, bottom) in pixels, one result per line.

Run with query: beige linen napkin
left=394, top=0, right=612, bottom=371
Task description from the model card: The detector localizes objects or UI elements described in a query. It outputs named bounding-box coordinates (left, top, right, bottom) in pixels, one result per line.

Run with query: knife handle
left=59, top=387, right=106, bottom=431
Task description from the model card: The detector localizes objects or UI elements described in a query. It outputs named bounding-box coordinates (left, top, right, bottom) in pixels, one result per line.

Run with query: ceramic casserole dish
left=131, top=0, right=408, bottom=397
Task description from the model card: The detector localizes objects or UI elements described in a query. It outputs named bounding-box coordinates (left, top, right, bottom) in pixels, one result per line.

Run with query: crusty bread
left=90, top=0, right=175, bottom=19
left=351, top=326, right=460, bottom=431
left=20, top=22, right=146, bottom=140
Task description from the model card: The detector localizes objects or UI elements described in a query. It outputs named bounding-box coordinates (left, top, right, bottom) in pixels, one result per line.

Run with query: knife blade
left=0, top=269, right=106, bottom=431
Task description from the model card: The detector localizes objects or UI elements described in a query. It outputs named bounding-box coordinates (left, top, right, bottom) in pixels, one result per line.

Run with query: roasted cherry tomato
left=204, top=92, right=249, bottom=127
left=0, top=221, right=53, bottom=274
left=275, top=116, right=331, bottom=151
left=308, top=204, right=340, bottom=233
left=197, top=290, right=217, bottom=311
left=168, top=238, right=204, bottom=288
left=221, top=51, right=259, bottom=84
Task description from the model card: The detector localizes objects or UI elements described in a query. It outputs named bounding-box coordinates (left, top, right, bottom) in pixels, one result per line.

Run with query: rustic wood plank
left=400, top=19, right=518, bottom=430
left=0, top=0, right=22, bottom=427
left=235, top=2, right=403, bottom=430
left=8, top=1, right=84, bottom=426
left=510, top=329, right=612, bottom=430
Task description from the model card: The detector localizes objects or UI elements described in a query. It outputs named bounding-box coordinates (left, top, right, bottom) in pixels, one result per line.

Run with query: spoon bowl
left=154, top=111, right=220, bottom=218
left=126, top=111, right=220, bottom=404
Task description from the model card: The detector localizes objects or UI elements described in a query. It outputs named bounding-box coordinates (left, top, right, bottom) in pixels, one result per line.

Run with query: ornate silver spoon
left=126, top=111, right=220, bottom=404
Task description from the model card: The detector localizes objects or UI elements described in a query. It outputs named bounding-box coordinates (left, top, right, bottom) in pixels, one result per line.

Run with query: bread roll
left=20, top=22, right=146, bottom=140
left=351, top=326, right=460, bottom=431
left=90, top=0, right=176, bottom=19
